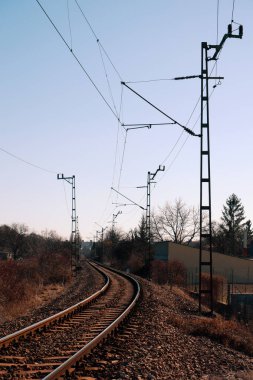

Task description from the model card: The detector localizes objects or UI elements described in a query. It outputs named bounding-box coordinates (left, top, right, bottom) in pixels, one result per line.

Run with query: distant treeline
left=0, top=223, right=71, bottom=260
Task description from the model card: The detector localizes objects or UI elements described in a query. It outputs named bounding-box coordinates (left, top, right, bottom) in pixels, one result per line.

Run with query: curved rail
left=0, top=262, right=109, bottom=348
left=43, top=264, right=140, bottom=379
left=0, top=263, right=140, bottom=380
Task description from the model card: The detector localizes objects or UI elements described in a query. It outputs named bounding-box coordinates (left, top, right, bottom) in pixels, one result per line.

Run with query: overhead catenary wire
left=37, top=0, right=126, bottom=227
left=216, top=0, right=220, bottom=46
left=96, top=4, right=226, bottom=232
left=98, top=88, right=125, bottom=227
left=214, top=0, right=220, bottom=87
left=0, top=146, right=58, bottom=174
left=152, top=16, right=225, bottom=186
left=98, top=42, right=119, bottom=119
left=115, top=51, right=220, bottom=228
left=156, top=87, right=216, bottom=187
left=111, top=87, right=125, bottom=195
left=74, top=0, right=123, bottom=81
left=35, top=0, right=121, bottom=122
left=115, top=48, right=219, bottom=227
left=159, top=56, right=219, bottom=169
left=66, top=0, right=73, bottom=51
left=100, top=26, right=221, bottom=230
left=125, top=78, right=174, bottom=84
left=62, top=180, right=71, bottom=217
left=125, top=75, right=204, bottom=84
left=120, top=64, right=219, bottom=189
left=117, top=130, right=128, bottom=191
left=231, top=0, right=236, bottom=22
left=74, top=0, right=122, bottom=118
left=96, top=84, right=125, bottom=228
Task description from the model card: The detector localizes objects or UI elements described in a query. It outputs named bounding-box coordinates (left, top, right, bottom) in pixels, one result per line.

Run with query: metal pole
left=102, top=227, right=104, bottom=263
left=199, top=24, right=243, bottom=315
left=57, top=174, right=78, bottom=274
left=71, top=175, right=77, bottom=270
left=146, top=171, right=151, bottom=279
left=147, top=165, right=165, bottom=280
left=199, top=42, right=213, bottom=314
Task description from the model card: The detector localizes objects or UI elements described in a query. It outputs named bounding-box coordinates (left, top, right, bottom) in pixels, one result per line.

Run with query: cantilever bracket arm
left=57, top=173, right=74, bottom=185
left=150, top=165, right=165, bottom=180
left=121, top=82, right=200, bottom=137
left=208, top=24, right=243, bottom=61
left=111, top=187, right=146, bottom=211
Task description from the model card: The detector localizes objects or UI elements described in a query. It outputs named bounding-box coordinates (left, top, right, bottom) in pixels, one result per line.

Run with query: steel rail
left=0, top=262, right=109, bottom=348
left=43, top=264, right=140, bottom=380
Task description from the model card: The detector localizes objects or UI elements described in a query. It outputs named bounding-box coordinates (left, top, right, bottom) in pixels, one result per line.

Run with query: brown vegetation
left=151, top=259, right=187, bottom=286
left=168, top=259, right=187, bottom=286
left=173, top=312, right=253, bottom=356
left=0, top=253, right=71, bottom=321
left=170, top=287, right=253, bottom=357
left=151, top=260, right=168, bottom=284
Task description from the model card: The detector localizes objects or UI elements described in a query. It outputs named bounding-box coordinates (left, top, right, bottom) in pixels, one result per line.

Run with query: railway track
left=0, top=262, right=140, bottom=379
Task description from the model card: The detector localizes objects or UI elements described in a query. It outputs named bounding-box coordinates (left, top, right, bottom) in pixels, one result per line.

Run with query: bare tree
left=0, top=223, right=29, bottom=259
left=152, top=198, right=200, bottom=245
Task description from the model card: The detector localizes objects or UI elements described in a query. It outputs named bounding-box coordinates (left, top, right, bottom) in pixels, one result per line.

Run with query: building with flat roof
left=153, top=241, right=253, bottom=284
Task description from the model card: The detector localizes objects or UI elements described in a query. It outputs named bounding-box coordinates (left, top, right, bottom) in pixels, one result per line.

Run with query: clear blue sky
left=1, top=1, right=252, bottom=240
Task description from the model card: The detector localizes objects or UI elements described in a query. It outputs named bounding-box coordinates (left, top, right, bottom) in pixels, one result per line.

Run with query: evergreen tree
left=220, top=194, right=245, bottom=255
left=245, top=220, right=253, bottom=242
left=134, top=215, right=148, bottom=242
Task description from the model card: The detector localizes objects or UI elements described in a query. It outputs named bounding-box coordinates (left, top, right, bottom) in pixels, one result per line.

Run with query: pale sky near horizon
left=1, top=0, right=253, bottom=240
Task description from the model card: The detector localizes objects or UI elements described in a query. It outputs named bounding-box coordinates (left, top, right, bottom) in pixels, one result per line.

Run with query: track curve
left=0, top=262, right=140, bottom=379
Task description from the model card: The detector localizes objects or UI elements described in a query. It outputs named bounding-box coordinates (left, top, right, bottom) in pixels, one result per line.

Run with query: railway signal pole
left=199, top=24, right=243, bottom=314
left=57, top=173, right=78, bottom=273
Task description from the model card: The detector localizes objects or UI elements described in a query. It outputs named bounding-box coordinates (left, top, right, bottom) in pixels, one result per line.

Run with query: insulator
left=228, top=24, right=232, bottom=35
left=239, top=25, right=243, bottom=37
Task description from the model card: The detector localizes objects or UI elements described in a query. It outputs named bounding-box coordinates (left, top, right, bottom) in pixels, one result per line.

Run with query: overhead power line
left=125, top=74, right=220, bottom=84
left=73, top=0, right=123, bottom=119
left=35, top=0, right=120, bottom=122
left=0, top=146, right=58, bottom=174
left=66, top=0, right=73, bottom=50
left=74, top=0, right=123, bottom=81
left=231, top=0, right=236, bottom=22
left=97, top=42, right=119, bottom=119
left=117, top=130, right=128, bottom=190
left=125, top=78, right=174, bottom=84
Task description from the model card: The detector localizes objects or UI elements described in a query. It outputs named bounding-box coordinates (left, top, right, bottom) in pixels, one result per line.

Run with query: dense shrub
left=0, top=252, right=71, bottom=318
left=151, top=260, right=168, bottom=284
left=0, top=261, right=31, bottom=304
left=168, top=260, right=187, bottom=287
left=38, top=251, right=71, bottom=285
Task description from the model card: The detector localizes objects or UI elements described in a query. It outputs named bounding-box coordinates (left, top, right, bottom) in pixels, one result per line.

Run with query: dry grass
left=168, top=289, right=253, bottom=356
left=1, top=284, right=65, bottom=321
left=0, top=253, right=71, bottom=321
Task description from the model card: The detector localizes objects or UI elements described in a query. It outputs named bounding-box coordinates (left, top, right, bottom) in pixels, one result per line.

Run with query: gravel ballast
left=0, top=265, right=252, bottom=379
left=72, top=276, right=253, bottom=380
